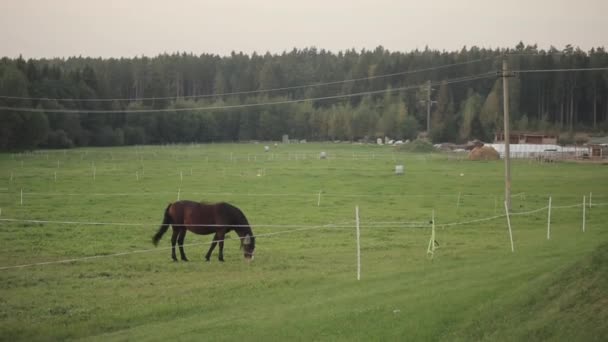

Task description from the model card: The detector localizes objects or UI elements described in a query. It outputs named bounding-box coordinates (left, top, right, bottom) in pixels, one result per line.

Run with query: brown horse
left=152, top=200, right=255, bottom=262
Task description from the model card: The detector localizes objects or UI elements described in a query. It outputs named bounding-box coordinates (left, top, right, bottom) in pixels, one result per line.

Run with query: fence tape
left=1, top=201, right=605, bottom=270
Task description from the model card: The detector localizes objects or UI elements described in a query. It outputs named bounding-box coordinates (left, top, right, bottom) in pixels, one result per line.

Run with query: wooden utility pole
left=502, top=57, right=512, bottom=210
left=426, top=80, right=432, bottom=134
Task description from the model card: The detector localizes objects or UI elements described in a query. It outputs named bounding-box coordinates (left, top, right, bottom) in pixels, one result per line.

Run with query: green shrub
left=395, top=139, right=436, bottom=153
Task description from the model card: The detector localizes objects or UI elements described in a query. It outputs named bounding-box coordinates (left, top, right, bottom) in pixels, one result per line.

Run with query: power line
left=0, top=57, right=496, bottom=103
left=514, top=67, right=608, bottom=73
left=0, top=72, right=496, bottom=114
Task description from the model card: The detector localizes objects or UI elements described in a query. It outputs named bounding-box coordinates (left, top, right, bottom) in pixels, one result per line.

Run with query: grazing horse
left=152, top=200, right=255, bottom=262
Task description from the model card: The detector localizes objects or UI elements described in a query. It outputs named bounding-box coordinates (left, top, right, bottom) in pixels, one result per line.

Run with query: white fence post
left=20, top=188, right=23, bottom=206
left=355, top=206, right=361, bottom=281
left=317, top=190, right=322, bottom=207
left=547, top=196, right=552, bottom=240
left=582, top=196, right=586, bottom=232
left=427, top=210, right=436, bottom=258
left=177, top=188, right=181, bottom=201
left=505, top=201, right=514, bottom=252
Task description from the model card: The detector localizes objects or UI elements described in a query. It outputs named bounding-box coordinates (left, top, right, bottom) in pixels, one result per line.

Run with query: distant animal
left=152, top=200, right=255, bottom=262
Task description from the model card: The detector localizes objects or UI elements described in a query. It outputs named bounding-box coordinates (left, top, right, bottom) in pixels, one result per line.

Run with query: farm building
left=494, top=132, right=558, bottom=145
left=589, top=144, right=608, bottom=158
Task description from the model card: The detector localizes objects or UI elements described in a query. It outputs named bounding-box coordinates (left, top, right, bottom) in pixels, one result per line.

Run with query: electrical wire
left=0, top=57, right=496, bottom=102
left=0, top=72, right=496, bottom=114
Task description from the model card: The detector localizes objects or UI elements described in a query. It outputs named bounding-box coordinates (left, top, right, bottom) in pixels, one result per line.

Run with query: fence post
left=177, top=188, right=181, bottom=201
left=355, top=206, right=361, bottom=281
left=317, top=190, right=322, bottom=207
left=20, top=188, right=23, bottom=206
left=504, top=201, right=514, bottom=252
left=582, top=196, right=586, bottom=232
left=547, top=196, right=552, bottom=240
left=427, top=210, right=436, bottom=258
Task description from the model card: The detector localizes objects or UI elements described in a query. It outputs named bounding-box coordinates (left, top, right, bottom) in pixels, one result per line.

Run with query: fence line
left=0, top=218, right=356, bottom=229
left=5, top=189, right=601, bottom=200
left=1, top=202, right=604, bottom=230
left=551, top=203, right=584, bottom=209
left=0, top=223, right=344, bottom=270
left=507, top=206, right=549, bottom=216
left=1, top=201, right=605, bottom=270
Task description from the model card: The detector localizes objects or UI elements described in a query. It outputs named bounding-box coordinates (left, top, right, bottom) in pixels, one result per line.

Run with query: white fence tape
left=0, top=223, right=343, bottom=270
left=1, top=201, right=605, bottom=270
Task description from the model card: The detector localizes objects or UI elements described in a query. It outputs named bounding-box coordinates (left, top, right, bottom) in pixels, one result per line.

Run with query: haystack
left=468, top=146, right=500, bottom=161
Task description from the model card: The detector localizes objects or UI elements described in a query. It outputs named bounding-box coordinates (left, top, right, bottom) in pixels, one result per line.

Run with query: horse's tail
left=152, top=203, right=173, bottom=246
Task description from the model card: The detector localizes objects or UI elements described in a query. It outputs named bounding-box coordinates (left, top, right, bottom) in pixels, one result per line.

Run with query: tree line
left=1, top=43, right=607, bottom=150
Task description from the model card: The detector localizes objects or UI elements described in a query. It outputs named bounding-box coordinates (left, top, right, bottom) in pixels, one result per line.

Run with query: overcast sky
left=1, top=0, right=606, bottom=59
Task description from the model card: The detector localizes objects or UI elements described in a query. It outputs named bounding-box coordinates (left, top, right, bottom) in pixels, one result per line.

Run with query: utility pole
left=501, top=57, right=513, bottom=210
left=423, top=80, right=437, bottom=137
left=426, top=80, right=432, bottom=134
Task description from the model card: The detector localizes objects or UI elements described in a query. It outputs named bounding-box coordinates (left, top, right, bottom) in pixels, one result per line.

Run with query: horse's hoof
left=205, top=258, right=210, bottom=262
left=181, top=258, right=189, bottom=262
left=172, top=259, right=178, bottom=262
left=218, top=258, right=225, bottom=262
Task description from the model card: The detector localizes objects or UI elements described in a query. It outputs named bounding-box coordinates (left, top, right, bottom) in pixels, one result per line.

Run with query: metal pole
left=502, top=57, right=512, bottom=210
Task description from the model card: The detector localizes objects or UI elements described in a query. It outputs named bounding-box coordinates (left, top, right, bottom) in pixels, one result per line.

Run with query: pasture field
left=0, top=143, right=607, bottom=341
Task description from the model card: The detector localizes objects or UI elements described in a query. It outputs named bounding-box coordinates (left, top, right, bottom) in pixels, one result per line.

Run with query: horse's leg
left=216, top=230, right=226, bottom=262
left=170, top=228, right=179, bottom=262
left=205, top=233, right=219, bottom=262
left=177, top=228, right=188, bottom=261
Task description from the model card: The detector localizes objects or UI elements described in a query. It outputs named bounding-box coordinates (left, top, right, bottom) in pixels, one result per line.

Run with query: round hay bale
left=468, top=146, right=500, bottom=161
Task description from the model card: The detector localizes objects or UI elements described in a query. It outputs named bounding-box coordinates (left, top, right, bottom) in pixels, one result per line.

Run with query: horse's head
left=241, top=234, right=256, bottom=261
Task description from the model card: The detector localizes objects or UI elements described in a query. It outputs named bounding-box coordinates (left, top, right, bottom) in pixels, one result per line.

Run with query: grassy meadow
left=0, top=142, right=607, bottom=341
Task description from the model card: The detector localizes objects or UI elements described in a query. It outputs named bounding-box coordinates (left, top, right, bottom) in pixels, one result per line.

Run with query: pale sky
left=1, top=0, right=606, bottom=59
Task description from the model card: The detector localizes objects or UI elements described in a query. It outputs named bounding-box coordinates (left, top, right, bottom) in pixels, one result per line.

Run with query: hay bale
left=468, top=146, right=500, bottom=161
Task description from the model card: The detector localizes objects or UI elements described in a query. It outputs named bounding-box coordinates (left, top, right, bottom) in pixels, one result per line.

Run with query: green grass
left=0, top=143, right=607, bottom=341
